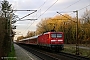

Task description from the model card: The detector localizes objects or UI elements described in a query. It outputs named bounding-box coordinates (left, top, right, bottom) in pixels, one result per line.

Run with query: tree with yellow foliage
left=36, top=14, right=77, bottom=43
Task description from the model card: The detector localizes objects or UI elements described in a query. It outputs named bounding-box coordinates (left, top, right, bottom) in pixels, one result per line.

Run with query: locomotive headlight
left=51, top=40, right=56, bottom=42
left=58, top=40, right=63, bottom=42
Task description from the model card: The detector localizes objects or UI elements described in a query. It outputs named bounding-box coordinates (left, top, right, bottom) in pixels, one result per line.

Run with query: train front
left=50, top=32, right=64, bottom=50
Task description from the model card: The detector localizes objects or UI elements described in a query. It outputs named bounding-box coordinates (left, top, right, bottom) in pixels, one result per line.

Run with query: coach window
left=51, top=34, right=56, bottom=38
left=57, top=34, right=62, bottom=38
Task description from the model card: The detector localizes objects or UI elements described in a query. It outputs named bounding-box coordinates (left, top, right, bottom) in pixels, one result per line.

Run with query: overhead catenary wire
left=21, top=0, right=90, bottom=36
left=29, top=0, right=58, bottom=24
left=23, top=0, right=83, bottom=35
left=56, top=3, right=90, bottom=22
left=38, top=0, right=47, bottom=9
left=52, top=0, right=81, bottom=17
left=37, top=0, right=58, bottom=19
left=25, top=0, right=81, bottom=31
left=57, top=0, right=87, bottom=17
left=21, top=0, right=48, bottom=35
left=22, top=21, right=35, bottom=35
left=60, top=0, right=81, bottom=12
left=70, top=3, right=90, bottom=16
left=57, top=3, right=90, bottom=19
left=35, top=0, right=48, bottom=17
left=24, top=0, right=58, bottom=34
left=78, top=4, right=90, bottom=11
left=22, top=0, right=58, bottom=34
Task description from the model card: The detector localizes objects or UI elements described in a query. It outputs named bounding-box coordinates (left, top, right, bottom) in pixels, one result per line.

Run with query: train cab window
left=51, top=34, right=56, bottom=38
left=57, top=34, right=62, bottom=38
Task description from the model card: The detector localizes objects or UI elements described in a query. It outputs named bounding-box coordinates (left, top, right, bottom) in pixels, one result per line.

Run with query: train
left=18, top=32, right=64, bottom=51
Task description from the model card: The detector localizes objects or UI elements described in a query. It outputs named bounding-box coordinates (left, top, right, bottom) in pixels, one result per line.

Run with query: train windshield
left=51, top=34, right=62, bottom=38
left=51, top=34, right=56, bottom=38
left=57, top=34, right=62, bottom=38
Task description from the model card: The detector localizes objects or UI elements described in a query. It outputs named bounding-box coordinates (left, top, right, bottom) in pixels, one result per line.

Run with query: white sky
left=3, top=0, right=90, bottom=40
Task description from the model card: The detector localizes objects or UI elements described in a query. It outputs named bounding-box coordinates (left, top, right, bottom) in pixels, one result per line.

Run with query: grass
left=62, top=46, right=76, bottom=54
left=79, top=49, right=90, bottom=58
left=8, top=44, right=17, bottom=60
left=62, top=44, right=90, bottom=58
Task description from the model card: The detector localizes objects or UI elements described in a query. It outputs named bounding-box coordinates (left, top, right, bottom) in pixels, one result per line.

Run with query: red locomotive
left=19, top=32, right=64, bottom=51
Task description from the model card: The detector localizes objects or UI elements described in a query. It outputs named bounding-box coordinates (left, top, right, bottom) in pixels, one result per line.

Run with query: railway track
left=18, top=44, right=57, bottom=60
left=17, top=44, right=90, bottom=60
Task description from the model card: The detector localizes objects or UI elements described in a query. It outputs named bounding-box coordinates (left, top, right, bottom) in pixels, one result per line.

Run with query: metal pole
left=75, top=10, right=79, bottom=55
left=10, top=14, right=12, bottom=52
left=57, top=11, right=79, bottom=55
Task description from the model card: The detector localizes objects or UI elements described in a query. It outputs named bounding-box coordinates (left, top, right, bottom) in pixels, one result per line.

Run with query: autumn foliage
left=36, top=12, right=90, bottom=44
left=17, top=10, right=90, bottom=44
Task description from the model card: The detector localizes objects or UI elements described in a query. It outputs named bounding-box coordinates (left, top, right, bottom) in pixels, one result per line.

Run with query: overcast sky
left=3, top=0, right=90, bottom=40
